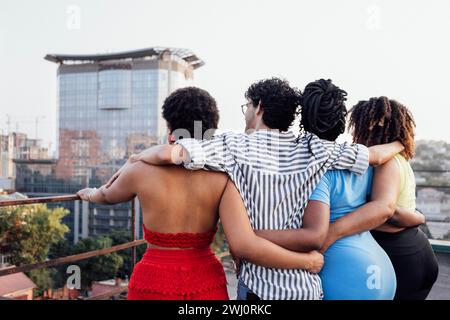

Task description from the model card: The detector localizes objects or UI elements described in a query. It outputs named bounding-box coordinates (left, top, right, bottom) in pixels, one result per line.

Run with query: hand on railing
left=76, top=188, right=98, bottom=202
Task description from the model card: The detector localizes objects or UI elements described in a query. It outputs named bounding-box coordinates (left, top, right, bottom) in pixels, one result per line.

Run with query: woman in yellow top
left=349, top=97, right=439, bottom=300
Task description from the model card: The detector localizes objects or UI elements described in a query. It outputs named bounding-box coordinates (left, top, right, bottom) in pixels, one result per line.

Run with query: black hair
left=245, top=78, right=301, bottom=131
left=299, top=79, right=348, bottom=141
left=162, top=87, right=219, bottom=138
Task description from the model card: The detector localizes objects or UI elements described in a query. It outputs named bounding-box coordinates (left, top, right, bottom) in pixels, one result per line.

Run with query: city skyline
left=1, top=0, right=450, bottom=153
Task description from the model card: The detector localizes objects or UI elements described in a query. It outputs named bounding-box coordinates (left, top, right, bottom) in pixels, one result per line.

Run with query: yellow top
left=394, top=154, right=416, bottom=210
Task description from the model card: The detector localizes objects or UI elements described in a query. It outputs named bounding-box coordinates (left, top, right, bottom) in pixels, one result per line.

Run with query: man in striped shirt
left=109, top=79, right=403, bottom=299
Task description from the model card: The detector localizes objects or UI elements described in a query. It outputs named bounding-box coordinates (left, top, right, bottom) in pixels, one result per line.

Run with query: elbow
left=295, top=232, right=327, bottom=251
left=418, top=215, right=426, bottom=225
left=290, top=229, right=329, bottom=252
left=380, top=201, right=396, bottom=221
left=369, top=150, right=383, bottom=167
left=228, top=239, right=253, bottom=259
left=308, top=241, right=323, bottom=251
left=310, top=233, right=328, bottom=251
left=230, top=247, right=245, bottom=259
left=102, top=194, right=117, bottom=205
left=373, top=158, right=383, bottom=167
left=155, top=146, right=174, bottom=164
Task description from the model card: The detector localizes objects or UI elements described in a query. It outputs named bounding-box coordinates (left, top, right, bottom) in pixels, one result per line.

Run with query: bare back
left=132, top=162, right=229, bottom=234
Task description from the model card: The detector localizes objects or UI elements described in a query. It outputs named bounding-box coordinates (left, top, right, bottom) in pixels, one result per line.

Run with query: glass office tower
left=46, top=47, right=203, bottom=184
left=45, top=47, right=204, bottom=241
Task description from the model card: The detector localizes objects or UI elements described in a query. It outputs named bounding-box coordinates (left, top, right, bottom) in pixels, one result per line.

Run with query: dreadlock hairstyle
left=299, top=79, right=348, bottom=141
left=349, top=97, right=416, bottom=160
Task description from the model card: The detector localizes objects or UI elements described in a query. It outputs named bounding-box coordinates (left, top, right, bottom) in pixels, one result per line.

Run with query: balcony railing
left=0, top=195, right=142, bottom=299
left=0, top=195, right=230, bottom=300
left=1, top=188, right=449, bottom=299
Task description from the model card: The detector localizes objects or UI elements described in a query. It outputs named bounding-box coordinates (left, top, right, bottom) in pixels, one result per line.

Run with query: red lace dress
left=127, top=224, right=229, bottom=300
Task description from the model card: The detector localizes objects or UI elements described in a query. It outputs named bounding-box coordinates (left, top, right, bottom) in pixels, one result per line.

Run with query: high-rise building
left=1, top=132, right=53, bottom=192
left=43, top=47, right=204, bottom=241
left=45, top=47, right=204, bottom=184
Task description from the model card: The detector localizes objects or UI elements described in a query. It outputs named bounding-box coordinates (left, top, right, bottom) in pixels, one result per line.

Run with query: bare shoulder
left=126, top=161, right=164, bottom=176
left=127, top=161, right=227, bottom=182
left=376, top=157, right=399, bottom=173
left=373, top=157, right=400, bottom=182
left=126, top=161, right=189, bottom=177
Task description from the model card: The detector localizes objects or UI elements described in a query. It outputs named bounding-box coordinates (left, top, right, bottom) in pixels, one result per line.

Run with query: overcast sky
left=1, top=0, right=450, bottom=153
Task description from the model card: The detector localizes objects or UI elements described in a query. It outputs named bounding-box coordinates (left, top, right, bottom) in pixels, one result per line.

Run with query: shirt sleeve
left=327, top=142, right=369, bottom=175
left=174, top=133, right=238, bottom=172
left=309, top=173, right=331, bottom=206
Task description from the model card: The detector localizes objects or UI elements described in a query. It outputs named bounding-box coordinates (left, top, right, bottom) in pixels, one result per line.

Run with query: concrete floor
left=427, top=251, right=450, bottom=300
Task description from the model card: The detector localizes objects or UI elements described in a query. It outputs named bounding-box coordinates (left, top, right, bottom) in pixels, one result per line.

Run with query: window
left=98, top=69, right=132, bottom=110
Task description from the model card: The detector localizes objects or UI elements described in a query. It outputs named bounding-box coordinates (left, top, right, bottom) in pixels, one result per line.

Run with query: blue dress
left=310, top=168, right=396, bottom=300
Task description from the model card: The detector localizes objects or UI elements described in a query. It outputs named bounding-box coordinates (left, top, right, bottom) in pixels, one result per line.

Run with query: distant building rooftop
left=0, top=266, right=37, bottom=297
left=44, top=47, right=204, bottom=69
left=0, top=192, right=27, bottom=201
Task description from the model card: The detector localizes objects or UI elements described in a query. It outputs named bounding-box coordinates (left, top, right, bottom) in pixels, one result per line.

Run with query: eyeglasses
left=240, top=102, right=251, bottom=115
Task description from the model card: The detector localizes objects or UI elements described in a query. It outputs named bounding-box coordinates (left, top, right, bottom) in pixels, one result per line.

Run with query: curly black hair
left=162, top=87, right=219, bottom=139
left=245, top=78, right=301, bottom=131
left=299, top=79, right=348, bottom=141
left=349, top=97, right=416, bottom=160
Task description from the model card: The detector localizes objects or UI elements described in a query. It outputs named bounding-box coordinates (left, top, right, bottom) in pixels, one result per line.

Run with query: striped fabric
left=176, top=130, right=369, bottom=300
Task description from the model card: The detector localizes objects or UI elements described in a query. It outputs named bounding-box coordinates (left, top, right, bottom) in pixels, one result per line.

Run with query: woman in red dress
left=77, top=87, right=323, bottom=300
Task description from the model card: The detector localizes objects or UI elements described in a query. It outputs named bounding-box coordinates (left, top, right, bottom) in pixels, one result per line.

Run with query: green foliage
left=29, top=268, right=57, bottom=298
left=0, top=204, right=69, bottom=295
left=48, top=229, right=148, bottom=291
left=69, top=236, right=124, bottom=290
left=106, top=229, right=145, bottom=279
left=211, top=222, right=229, bottom=255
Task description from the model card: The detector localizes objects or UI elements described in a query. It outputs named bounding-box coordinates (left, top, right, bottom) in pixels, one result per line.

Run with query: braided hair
left=349, top=97, right=416, bottom=160
left=299, top=79, right=348, bottom=141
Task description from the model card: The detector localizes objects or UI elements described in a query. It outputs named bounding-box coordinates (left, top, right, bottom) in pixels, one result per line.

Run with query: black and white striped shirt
left=176, top=130, right=369, bottom=300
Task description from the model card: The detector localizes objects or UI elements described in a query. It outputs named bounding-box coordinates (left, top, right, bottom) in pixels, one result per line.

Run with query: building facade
left=1, top=132, right=54, bottom=193
left=43, top=47, right=204, bottom=242
left=46, top=47, right=203, bottom=185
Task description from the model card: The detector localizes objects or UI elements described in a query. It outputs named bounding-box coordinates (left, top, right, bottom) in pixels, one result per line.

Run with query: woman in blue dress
left=309, top=167, right=397, bottom=299
left=300, top=79, right=397, bottom=299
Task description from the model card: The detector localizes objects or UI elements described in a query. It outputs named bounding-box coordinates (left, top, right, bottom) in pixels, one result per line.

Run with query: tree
left=106, top=229, right=145, bottom=279
left=70, top=236, right=124, bottom=291
left=48, top=239, right=73, bottom=289
left=28, top=268, right=58, bottom=298
left=49, top=231, right=142, bottom=293
left=0, top=203, right=69, bottom=297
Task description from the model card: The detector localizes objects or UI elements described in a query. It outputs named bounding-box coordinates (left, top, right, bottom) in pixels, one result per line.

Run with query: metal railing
left=0, top=195, right=143, bottom=299
left=3, top=177, right=449, bottom=299
left=0, top=194, right=231, bottom=299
